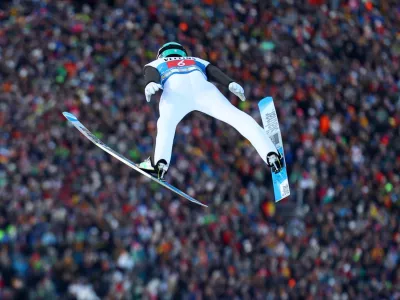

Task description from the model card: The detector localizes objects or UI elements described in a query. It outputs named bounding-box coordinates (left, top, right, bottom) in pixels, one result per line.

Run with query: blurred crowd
left=0, top=0, right=399, bottom=299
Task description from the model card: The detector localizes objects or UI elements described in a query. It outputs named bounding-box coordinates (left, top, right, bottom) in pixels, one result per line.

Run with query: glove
left=229, top=82, right=246, bottom=101
left=145, top=82, right=163, bottom=102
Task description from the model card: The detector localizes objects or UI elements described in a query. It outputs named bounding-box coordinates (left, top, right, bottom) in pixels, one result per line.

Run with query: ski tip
left=62, top=112, right=78, bottom=122
left=258, top=97, right=274, bottom=108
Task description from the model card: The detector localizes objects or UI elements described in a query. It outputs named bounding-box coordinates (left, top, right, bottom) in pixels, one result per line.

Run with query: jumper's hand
left=229, top=82, right=246, bottom=101
left=145, top=82, right=163, bottom=102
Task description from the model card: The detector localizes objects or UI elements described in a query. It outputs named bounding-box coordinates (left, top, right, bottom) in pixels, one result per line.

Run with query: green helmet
left=157, top=42, right=187, bottom=59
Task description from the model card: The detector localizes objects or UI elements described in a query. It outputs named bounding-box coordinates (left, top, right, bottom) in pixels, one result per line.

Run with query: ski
left=62, top=112, right=208, bottom=207
left=258, top=97, right=290, bottom=202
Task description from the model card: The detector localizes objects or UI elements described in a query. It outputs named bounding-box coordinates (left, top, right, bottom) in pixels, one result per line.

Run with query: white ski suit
left=144, top=56, right=277, bottom=167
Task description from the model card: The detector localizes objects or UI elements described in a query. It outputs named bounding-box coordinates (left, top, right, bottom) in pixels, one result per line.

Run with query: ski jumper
left=144, top=56, right=277, bottom=167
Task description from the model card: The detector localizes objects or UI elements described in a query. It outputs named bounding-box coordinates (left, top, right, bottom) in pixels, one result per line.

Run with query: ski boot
left=138, top=157, right=168, bottom=181
left=266, top=151, right=285, bottom=174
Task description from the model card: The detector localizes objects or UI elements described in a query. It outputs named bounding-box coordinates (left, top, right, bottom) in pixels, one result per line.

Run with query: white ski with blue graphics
left=62, top=112, right=207, bottom=207
left=258, top=97, right=290, bottom=202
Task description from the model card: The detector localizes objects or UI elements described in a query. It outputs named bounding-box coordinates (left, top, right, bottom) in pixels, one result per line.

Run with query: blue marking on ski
left=63, top=112, right=78, bottom=121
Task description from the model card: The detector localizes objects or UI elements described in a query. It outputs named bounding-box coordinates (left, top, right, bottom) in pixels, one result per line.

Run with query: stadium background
left=0, top=0, right=399, bottom=299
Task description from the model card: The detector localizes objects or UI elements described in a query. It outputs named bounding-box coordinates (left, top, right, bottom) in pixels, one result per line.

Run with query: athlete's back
left=145, top=56, right=210, bottom=88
